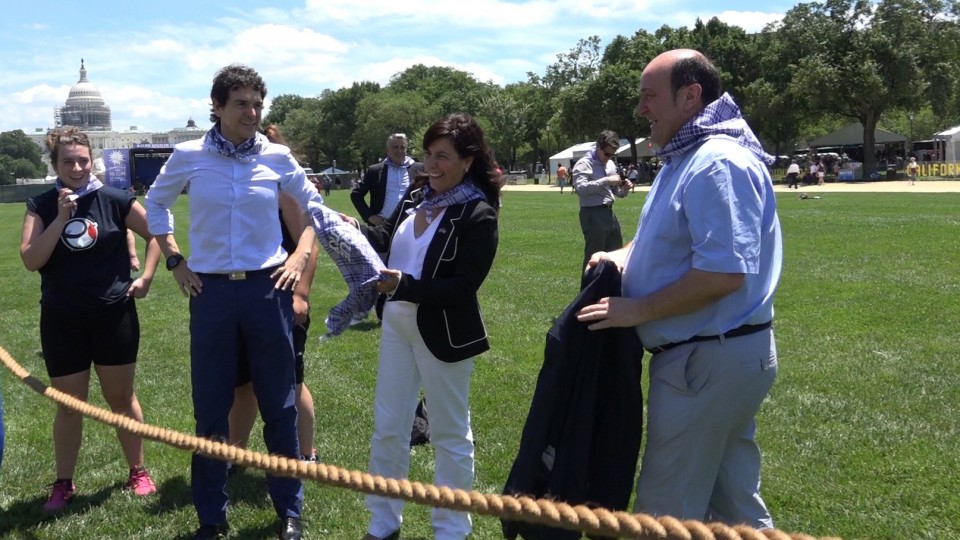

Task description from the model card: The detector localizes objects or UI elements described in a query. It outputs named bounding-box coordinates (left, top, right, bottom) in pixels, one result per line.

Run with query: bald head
left=638, top=49, right=723, bottom=147
left=653, top=49, right=721, bottom=107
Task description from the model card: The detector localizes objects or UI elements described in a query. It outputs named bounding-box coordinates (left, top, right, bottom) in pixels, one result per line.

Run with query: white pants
left=366, top=301, right=475, bottom=540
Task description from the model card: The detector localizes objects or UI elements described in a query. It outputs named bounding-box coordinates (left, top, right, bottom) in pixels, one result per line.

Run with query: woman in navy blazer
left=356, top=113, right=502, bottom=540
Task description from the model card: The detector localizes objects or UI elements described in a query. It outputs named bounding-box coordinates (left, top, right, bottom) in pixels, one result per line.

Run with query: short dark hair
left=46, top=126, right=91, bottom=166
left=209, top=64, right=267, bottom=123
left=670, top=54, right=722, bottom=106
left=596, top=130, right=619, bottom=151
left=421, top=113, right=504, bottom=208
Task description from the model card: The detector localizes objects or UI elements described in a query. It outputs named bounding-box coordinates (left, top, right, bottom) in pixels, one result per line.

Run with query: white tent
left=617, top=137, right=656, bottom=158
left=934, top=125, right=960, bottom=163
left=319, top=166, right=349, bottom=174
left=549, top=141, right=594, bottom=175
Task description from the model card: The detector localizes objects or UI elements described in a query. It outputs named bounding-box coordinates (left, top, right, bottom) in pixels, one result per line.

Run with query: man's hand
left=576, top=296, right=644, bottom=330
left=174, top=265, right=202, bottom=297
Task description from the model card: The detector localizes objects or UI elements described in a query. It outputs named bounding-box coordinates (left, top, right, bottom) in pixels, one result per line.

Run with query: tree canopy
left=268, top=2, right=960, bottom=174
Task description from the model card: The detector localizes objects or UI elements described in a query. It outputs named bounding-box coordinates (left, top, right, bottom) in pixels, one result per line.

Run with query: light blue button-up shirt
left=622, top=137, right=782, bottom=349
left=145, top=138, right=324, bottom=274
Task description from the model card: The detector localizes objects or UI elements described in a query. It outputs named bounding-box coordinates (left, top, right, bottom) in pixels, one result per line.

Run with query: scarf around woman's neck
left=407, top=179, right=486, bottom=224
left=55, top=177, right=103, bottom=199
left=656, top=92, right=774, bottom=166
left=203, top=124, right=266, bottom=161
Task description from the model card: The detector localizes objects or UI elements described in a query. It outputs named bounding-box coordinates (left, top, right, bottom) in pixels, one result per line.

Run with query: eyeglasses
left=600, top=148, right=618, bottom=158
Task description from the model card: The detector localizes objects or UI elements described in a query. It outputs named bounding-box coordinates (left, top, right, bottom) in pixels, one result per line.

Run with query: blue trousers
left=189, top=272, right=302, bottom=525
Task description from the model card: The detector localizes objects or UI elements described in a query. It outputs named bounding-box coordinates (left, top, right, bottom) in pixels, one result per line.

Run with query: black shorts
left=40, top=301, right=140, bottom=378
left=235, top=316, right=308, bottom=387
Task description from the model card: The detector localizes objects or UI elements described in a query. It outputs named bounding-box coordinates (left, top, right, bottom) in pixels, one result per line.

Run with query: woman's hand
left=376, top=268, right=401, bottom=294
left=57, top=189, right=77, bottom=220
left=339, top=213, right=359, bottom=229
left=273, top=251, right=309, bottom=290
left=127, top=276, right=153, bottom=299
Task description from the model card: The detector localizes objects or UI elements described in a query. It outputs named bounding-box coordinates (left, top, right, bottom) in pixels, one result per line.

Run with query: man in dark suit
left=351, top=133, right=425, bottom=227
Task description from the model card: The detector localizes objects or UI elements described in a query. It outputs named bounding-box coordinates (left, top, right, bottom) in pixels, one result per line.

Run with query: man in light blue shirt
left=146, top=64, right=322, bottom=540
left=577, top=49, right=781, bottom=530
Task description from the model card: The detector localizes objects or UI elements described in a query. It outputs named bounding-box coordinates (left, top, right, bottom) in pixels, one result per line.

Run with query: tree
left=281, top=98, right=326, bottom=170
left=0, top=130, right=47, bottom=181
left=543, top=36, right=603, bottom=90
left=774, top=0, right=932, bottom=175
left=316, top=82, right=381, bottom=172
left=388, top=65, right=492, bottom=117
left=263, top=94, right=309, bottom=126
left=353, top=90, right=432, bottom=167
left=478, top=90, right=530, bottom=169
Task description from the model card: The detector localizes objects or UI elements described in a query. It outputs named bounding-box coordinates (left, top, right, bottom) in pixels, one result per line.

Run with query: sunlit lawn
left=1, top=189, right=958, bottom=538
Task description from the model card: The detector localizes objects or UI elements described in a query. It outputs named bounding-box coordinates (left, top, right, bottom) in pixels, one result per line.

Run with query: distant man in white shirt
left=786, top=161, right=801, bottom=189
left=351, top=134, right=425, bottom=227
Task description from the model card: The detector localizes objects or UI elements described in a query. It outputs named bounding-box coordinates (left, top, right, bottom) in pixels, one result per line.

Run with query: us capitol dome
left=56, top=59, right=112, bottom=131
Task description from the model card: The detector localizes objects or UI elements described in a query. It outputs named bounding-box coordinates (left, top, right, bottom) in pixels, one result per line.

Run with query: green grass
left=1, top=190, right=959, bottom=539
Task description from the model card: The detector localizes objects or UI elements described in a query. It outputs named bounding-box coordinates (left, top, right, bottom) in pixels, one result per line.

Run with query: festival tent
left=616, top=137, right=656, bottom=158
left=549, top=141, right=594, bottom=174
left=319, top=166, right=350, bottom=174
left=807, top=123, right=907, bottom=148
left=934, top=124, right=960, bottom=163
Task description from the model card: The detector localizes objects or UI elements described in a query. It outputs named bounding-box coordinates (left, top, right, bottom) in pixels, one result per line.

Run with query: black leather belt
left=198, top=265, right=280, bottom=281
left=646, top=321, right=772, bottom=355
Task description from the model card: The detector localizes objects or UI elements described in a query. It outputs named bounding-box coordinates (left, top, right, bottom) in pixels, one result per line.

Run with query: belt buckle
left=228, top=271, right=247, bottom=280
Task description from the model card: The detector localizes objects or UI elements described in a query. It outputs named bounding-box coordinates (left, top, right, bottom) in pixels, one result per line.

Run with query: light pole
left=908, top=112, right=915, bottom=159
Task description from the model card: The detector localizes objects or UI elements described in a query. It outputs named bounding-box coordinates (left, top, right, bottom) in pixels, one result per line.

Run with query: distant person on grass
left=572, top=130, right=633, bottom=277
left=352, top=133, right=425, bottom=228
left=227, top=125, right=320, bottom=468
left=19, top=126, right=161, bottom=512
left=786, top=161, right=801, bottom=189
left=556, top=163, right=568, bottom=194
left=577, top=49, right=781, bottom=530
left=907, top=156, right=919, bottom=185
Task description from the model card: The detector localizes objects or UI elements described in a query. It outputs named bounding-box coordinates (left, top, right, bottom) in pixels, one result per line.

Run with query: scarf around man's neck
left=656, top=92, right=774, bottom=166
left=407, top=178, right=486, bottom=224
left=203, top=124, right=266, bottom=161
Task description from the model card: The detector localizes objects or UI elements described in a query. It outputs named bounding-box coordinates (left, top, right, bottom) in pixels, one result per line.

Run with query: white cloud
left=713, top=10, right=784, bottom=33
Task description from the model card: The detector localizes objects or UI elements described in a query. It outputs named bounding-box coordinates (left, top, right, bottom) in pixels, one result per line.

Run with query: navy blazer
left=351, top=160, right=425, bottom=224
left=364, top=186, right=498, bottom=362
left=502, top=261, right=644, bottom=540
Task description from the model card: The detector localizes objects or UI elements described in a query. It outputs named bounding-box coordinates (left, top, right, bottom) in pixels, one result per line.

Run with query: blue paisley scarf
left=203, top=124, right=266, bottom=161
left=407, top=178, right=486, bottom=224
left=656, top=92, right=774, bottom=166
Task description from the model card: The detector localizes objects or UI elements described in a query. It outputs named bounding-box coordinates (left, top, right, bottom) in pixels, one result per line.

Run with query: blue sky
left=0, top=0, right=790, bottom=134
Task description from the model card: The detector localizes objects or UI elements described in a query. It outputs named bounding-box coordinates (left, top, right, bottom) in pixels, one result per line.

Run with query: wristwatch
left=165, top=253, right=185, bottom=271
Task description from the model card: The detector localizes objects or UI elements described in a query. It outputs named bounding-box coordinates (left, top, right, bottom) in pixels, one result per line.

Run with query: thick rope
left=0, top=345, right=838, bottom=540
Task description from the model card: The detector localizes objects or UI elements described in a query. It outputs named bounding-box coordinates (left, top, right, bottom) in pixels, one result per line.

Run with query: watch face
left=166, top=254, right=183, bottom=270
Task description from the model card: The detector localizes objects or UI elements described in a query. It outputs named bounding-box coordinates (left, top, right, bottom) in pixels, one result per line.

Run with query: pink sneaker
left=124, top=466, right=157, bottom=496
left=43, top=479, right=76, bottom=512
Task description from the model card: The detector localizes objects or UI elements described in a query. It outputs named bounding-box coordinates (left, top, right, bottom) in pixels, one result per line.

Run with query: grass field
left=1, top=190, right=959, bottom=539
